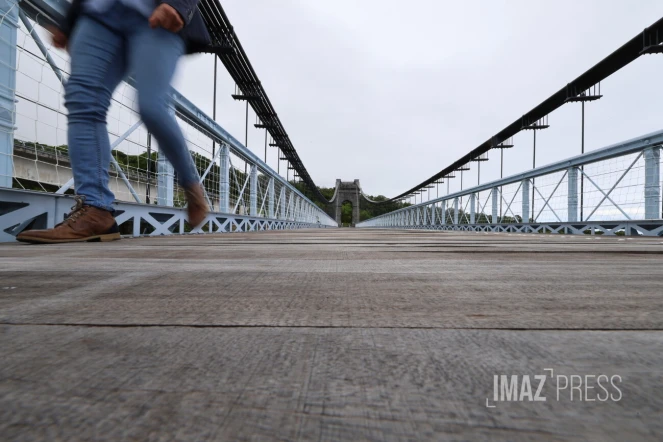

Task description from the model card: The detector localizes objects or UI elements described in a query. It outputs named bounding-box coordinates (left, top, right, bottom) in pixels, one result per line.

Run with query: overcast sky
left=172, top=0, right=663, bottom=199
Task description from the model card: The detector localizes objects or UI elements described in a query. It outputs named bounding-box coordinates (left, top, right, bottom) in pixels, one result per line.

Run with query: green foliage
left=112, top=150, right=158, bottom=172
left=341, top=201, right=353, bottom=224
left=360, top=194, right=410, bottom=221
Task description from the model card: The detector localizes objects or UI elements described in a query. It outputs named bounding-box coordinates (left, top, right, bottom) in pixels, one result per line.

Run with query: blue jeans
left=64, top=2, right=199, bottom=211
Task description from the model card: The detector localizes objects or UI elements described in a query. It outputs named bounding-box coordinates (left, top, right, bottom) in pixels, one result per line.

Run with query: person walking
left=17, top=0, right=211, bottom=243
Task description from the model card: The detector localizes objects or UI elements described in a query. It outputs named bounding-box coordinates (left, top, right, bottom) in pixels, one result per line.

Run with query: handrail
left=358, top=129, right=663, bottom=224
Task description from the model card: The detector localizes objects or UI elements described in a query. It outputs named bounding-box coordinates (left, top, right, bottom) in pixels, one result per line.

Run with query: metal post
left=501, top=149, right=504, bottom=179
left=500, top=149, right=504, bottom=223
left=453, top=198, right=459, bottom=225
left=219, top=143, right=230, bottom=213
left=293, top=195, right=298, bottom=221
left=280, top=186, right=286, bottom=219
left=423, top=204, right=428, bottom=225
left=568, top=166, right=578, bottom=222
left=522, top=179, right=530, bottom=223
left=146, top=133, right=152, bottom=203
left=244, top=101, right=249, bottom=176
left=492, top=187, right=498, bottom=224
left=416, top=206, right=420, bottom=225
left=644, top=146, right=661, bottom=219
left=212, top=57, right=217, bottom=158
left=470, top=193, right=476, bottom=224
left=581, top=101, right=585, bottom=222
left=532, top=130, right=536, bottom=221
left=441, top=200, right=446, bottom=225
left=157, top=106, right=176, bottom=206
left=0, top=0, right=18, bottom=188
left=268, top=178, right=275, bottom=218
left=157, top=151, right=174, bottom=206
left=296, top=195, right=301, bottom=222
left=249, top=164, right=257, bottom=216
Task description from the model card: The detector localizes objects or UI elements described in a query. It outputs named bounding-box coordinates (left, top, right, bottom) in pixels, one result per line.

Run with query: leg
left=127, top=26, right=199, bottom=189
left=64, top=16, right=127, bottom=211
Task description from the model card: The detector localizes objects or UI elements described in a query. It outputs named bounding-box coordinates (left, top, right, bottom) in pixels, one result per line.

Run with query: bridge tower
left=333, top=179, right=361, bottom=227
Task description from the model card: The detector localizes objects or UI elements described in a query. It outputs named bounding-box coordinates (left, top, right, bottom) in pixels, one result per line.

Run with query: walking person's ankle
left=184, top=184, right=209, bottom=227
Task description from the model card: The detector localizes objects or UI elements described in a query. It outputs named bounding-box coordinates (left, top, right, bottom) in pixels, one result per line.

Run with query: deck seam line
left=1, top=323, right=661, bottom=331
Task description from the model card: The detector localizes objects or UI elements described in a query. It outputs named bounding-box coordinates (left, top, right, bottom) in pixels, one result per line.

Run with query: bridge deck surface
left=1, top=229, right=662, bottom=441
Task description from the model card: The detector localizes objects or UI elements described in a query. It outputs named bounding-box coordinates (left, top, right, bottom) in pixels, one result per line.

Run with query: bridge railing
left=0, top=0, right=336, bottom=242
left=357, top=131, right=663, bottom=236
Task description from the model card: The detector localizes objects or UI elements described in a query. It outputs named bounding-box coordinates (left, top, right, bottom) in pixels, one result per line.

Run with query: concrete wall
left=13, top=156, right=151, bottom=202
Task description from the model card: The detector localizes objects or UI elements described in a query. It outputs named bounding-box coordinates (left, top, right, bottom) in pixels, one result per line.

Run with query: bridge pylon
left=331, top=179, right=361, bottom=227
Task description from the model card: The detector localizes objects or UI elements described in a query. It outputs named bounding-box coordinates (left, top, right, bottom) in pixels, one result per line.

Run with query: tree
left=341, top=201, right=353, bottom=225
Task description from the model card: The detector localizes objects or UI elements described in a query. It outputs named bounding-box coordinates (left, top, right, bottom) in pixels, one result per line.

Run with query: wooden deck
left=1, top=229, right=662, bottom=441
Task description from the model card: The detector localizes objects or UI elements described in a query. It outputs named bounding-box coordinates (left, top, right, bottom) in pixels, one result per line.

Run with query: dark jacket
left=59, top=0, right=212, bottom=53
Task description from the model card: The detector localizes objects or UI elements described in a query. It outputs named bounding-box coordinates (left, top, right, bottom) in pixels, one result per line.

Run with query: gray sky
left=173, top=0, right=663, bottom=199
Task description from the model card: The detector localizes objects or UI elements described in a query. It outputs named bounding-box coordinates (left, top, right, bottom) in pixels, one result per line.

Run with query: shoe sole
left=16, top=232, right=121, bottom=244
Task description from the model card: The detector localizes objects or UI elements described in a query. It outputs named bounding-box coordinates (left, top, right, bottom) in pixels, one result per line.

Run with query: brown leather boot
left=185, top=184, right=209, bottom=227
left=16, top=196, right=121, bottom=244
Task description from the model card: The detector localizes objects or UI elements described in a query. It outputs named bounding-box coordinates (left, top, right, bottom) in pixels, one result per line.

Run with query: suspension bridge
left=1, top=0, right=662, bottom=440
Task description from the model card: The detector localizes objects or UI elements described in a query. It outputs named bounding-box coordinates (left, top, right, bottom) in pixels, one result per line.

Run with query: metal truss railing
left=0, top=0, right=336, bottom=242
left=0, top=189, right=331, bottom=243
left=357, top=131, right=663, bottom=236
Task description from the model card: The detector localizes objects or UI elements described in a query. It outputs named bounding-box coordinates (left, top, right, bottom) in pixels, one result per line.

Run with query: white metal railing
left=358, top=131, right=663, bottom=236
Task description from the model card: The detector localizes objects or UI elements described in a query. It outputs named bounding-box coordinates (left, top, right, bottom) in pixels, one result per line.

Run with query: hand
left=149, top=4, right=184, bottom=33
left=48, top=26, right=68, bottom=50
